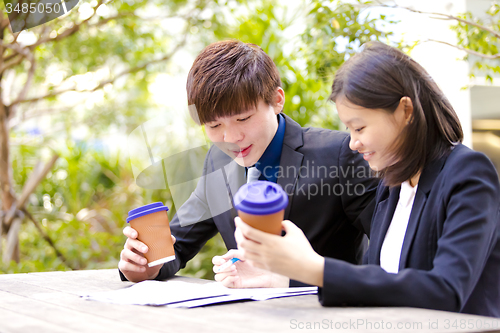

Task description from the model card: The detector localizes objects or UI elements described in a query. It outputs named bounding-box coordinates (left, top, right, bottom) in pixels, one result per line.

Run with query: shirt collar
left=252, top=113, right=286, bottom=183
left=399, top=180, right=418, bottom=208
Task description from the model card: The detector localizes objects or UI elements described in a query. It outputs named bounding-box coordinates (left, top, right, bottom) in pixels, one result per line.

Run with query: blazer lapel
left=224, top=159, right=246, bottom=205
left=371, top=186, right=400, bottom=264
left=398, top=153, right=449, bottom=270
left=277, top=146, right=304, bottom=220
left=277, top=114, right=304, bottom=220
left=398, top=190, right=427, bottom=270
left=212, top=159, right=245, bottom=249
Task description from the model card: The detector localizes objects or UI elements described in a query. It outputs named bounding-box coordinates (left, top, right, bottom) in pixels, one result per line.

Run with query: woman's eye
left=355, top=127, right=365, bottom=132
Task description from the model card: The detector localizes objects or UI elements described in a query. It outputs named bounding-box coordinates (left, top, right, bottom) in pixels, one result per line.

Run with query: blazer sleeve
left=319, top=152, right=500, bottom=312
left=338, top=135, right=379, bottom=237
left=119, top=148, right=220, bottom=281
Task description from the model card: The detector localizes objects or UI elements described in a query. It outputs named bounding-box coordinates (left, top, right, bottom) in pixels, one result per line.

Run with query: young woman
left=233, top=42, right=500, bottom=317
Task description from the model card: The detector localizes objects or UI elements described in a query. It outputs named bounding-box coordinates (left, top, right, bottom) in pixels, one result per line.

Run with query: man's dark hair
left=187, top=40, right=282, bottom=124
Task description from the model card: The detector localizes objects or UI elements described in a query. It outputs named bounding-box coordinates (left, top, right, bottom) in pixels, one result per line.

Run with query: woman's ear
left=400, top=96, right=414, bottom=123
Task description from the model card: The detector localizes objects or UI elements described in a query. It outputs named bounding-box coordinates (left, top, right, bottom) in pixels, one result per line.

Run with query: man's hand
left=212, top=249, right=289, bottom=288
left=118, top=226, right=176, bottom=282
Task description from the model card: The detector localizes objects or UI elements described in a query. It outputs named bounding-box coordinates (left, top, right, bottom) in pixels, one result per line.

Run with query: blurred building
left=380, top=0, right=500, bottom=176
left=466, top=0, right=500, bottom=175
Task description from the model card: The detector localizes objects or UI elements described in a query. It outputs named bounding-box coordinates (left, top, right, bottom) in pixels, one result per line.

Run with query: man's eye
left=209, top=124, right=220, bottom=129
left=355, top=127, right=365, bottom=132
left=237, top=116, right=251, bottom=122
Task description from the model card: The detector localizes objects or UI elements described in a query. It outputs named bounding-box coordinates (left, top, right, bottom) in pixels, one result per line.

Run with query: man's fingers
left=171, top=235, right=176, bottom=244
left=218, top=275, right=239, bottom=288
left=121, top=248, right=148, bottom=266
left=123, top=226, right=138, bottom=239
left=118, top=257, right=146, bottom=273
left=212, top=255, right=224, bottom=265
left=221, top=249, right=243, bottom=260
left=125, top=238, right=149, bottom=254
left=213, top=265, right=237, bottom=278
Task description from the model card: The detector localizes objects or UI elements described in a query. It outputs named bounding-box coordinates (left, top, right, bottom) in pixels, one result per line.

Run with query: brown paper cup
left=238, top=209, right=284, bottom=235
left=129, top=210, right=175, bottom=267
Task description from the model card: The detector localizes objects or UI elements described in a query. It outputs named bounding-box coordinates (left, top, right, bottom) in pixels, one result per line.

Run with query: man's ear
left=400, top=96, right=414, bottom=123
left=273, top=87, right=285, bottom=114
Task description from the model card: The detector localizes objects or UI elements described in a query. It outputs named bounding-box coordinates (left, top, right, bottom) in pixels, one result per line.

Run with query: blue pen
left=216, top=258, right=240, bottom=273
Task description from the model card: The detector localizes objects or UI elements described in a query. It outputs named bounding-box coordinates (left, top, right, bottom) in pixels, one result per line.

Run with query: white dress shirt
left=380, top=180, right=418, bottom=274
left=247, top=166, right=261, bottom=183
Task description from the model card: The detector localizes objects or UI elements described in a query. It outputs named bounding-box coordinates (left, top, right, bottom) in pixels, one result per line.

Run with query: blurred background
left=0, top=0, right=498, bottom=279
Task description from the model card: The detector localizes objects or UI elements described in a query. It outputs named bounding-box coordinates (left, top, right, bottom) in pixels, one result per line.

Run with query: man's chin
left=233, top=157, right=256, bottom=167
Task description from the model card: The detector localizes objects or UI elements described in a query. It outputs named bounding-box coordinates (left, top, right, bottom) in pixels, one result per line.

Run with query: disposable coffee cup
left=127, top=202, right=175, bottom=267
left=234, top=181, right=289, bottom=235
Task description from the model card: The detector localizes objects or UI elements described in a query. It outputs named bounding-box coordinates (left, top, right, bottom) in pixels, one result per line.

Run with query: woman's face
left=336, top=97, right=411, bottom=172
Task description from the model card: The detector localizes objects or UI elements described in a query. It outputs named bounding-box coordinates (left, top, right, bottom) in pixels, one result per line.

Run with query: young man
left=119, top=40, right=377, bottom=287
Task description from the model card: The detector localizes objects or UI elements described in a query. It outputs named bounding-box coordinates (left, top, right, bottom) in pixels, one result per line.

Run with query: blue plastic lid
left=127, top=202, right=169, bottom=223
left=234, top=181, right=288, bottom=215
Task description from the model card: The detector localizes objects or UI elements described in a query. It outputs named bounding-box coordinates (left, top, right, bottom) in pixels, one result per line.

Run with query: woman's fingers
left=234, top=217, right=264, bottom=243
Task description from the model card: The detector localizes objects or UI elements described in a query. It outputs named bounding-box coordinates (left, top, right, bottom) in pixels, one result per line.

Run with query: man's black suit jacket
left=121, top=114, right=378, bottom=284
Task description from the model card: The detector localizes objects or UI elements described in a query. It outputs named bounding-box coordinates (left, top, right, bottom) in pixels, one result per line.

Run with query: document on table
left=82, top=280, right=317, bottom=308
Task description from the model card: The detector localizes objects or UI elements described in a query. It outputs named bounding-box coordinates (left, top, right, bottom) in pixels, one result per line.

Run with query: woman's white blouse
left=380, top=180, right=418, bottom=274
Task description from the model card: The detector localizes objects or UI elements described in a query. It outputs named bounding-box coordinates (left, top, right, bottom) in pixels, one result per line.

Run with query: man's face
left=204, top=90, right=284, bottom=167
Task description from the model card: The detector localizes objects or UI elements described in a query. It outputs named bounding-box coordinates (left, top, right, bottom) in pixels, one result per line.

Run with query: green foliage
left=203, top=0, right=399, bottom=128
left=450, top=3, right=500, bottom=82
left=1, top=0, right=399, bottom=279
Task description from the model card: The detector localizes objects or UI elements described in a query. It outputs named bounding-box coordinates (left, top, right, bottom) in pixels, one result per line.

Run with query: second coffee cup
left=234, top=181, right=289, bottom=235
left=127, top=202, right=176, bottom=267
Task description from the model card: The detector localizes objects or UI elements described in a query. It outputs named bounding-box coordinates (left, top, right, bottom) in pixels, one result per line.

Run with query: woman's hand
left=234, top=217, right=325, bottom=287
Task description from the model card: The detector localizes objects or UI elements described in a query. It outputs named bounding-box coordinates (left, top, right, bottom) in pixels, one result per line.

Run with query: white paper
left=82, top=280, right=317, bottom=307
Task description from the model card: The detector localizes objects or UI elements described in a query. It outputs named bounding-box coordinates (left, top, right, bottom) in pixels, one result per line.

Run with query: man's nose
left=223, top=128, right=243, bottom=143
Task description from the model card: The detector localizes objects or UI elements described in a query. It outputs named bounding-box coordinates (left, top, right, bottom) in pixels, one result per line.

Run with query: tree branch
left=30, top=0, right=106, bottom=49
left=9, top=105, right=77, bottom=129
left=3, top=216, right=21, bottom=263
left=12, top=35, right=188, bottom=105
left=3, top=154, right=58, bottom=229
left=1, top=5, right=186, bottom=73
left=377, top=1, right=500, bottom=40
left=9, top=53, right=36, bottom=115
left=426, top=39, right=500, bottom=60
left=0, top=41, right=31, bottom=74
left=0, top=14, right=11, bottom=31
left=22, top=208, right=77, bottom=270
